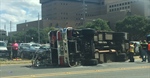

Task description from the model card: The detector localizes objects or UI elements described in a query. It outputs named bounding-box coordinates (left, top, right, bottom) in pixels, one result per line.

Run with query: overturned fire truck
left=32, top=27, right=129, bottom=67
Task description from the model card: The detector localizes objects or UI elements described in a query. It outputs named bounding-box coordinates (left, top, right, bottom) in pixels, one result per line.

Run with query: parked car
left=29, top=43, right=41, bottom=49
left=32, top=44, right=50, bottom=66
left=18, top=43, right=37, bottom=59
left=0, top=41, right=9, bottom=58
left=129, top=41, right=141, bottom=55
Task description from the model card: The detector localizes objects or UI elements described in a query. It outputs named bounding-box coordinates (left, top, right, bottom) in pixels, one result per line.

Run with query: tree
left=115, top=15, right=150, bottom=40
left=26, top=28, right=38, bottom=43
left=41, top=27, right=56, bottom=43
left=84, top=18, right=112, bottom=31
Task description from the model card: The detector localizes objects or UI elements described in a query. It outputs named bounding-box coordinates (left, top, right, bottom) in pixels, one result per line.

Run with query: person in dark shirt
left=140, top=40, right=148, bottom=62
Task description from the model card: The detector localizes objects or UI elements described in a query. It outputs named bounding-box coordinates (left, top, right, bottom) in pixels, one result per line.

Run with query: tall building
left=105, top=0, right=150, bottom=29
left=40, top=0, right=105, bottom=27
left=17, top=0, right=150, bottom=31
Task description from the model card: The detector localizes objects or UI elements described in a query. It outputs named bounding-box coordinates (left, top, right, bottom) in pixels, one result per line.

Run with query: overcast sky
left=0, top=0, right=41, bottom=32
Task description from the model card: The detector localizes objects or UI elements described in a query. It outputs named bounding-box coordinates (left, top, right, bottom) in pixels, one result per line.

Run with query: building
left=0, top=29, right=7, bottom=40
left=88, top=0, right=150, bottom=30
left=17, top=0, right=150, bottom=31
left=40, top=0, right=105, bottom=27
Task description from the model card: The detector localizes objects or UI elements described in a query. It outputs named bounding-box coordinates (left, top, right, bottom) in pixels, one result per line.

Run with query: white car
left=0, top=41, right=8, bottom=57
left=129, top=41, right=141, bottom=54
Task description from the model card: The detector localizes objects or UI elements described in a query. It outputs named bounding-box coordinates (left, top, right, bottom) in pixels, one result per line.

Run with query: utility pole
left=4, top=24, right=6, bottom=41
left=38, top=13, right=40, bottom=44
left=25, top=20, right=27, bottom=43
left=10, top=21, right=13, bottom=59
left=82, top=0, right=87, bottom=26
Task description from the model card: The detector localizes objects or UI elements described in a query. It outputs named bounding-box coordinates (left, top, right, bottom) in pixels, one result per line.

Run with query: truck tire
left=117, top=53, right=127, bottom=62
left=82, top=28, right=95, bottom=37
left=89, top=59, right=98, bottom=66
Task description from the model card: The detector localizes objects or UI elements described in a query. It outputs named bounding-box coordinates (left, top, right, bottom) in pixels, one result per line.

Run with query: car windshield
left=39, top=44, right=50, bottom=49
left=0, top=42, right=6, bottom=47
left=31, top=44, right=40, bottom=47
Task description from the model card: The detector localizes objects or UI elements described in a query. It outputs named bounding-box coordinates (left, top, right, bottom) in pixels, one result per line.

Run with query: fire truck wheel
left=117, top=53, right=127, bottom=62
left=82, top=29, right=95, bottom=35
left=89, top=59, right=98, bottom=66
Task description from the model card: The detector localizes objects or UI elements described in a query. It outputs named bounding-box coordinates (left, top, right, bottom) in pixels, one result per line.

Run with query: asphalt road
left=0, top=60, right=150, bottom=78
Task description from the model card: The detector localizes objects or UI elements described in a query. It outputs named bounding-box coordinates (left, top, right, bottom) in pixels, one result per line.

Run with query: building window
left=117, top=8, right=119, bottom=10
left=117, top=4, right=119, bottom=6
left=112, top=9, right=114, bottom=11
left=112, top=5, right=114, bottom=7
left=109, top=5, right=111, bottom=8
left=128, top=2, right=130, bottom=4
left=102, top=2, right=104, bottom=5
left=128, top=6, right=130, bottom=8
left=120, top=4, right=121, bottom=6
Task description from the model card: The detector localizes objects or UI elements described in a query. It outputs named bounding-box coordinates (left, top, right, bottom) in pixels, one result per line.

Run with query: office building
left=17, top=0, right=150, bottom=31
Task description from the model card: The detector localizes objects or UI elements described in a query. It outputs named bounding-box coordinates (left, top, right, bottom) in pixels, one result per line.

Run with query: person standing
left=12, top=40, right=19, bottom=59
left=129, top=42, right=135, bottom=62
left=141, top=40, right=148, bottom=62
left=147, top=41, right=150, bottom=63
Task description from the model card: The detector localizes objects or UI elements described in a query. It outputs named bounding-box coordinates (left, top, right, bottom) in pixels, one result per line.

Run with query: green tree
left=25, top=28, right=38, bottom=43
left=85, top=18, right=111, bottom=31
left=41, top=27, right=56, bottom=43
left=116, top=15, right=150, bottom=40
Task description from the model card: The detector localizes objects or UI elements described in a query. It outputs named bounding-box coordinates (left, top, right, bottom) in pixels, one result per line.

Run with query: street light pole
left=38, top=13, right=40, bottom=44
left=82, top=0, right=87, bottom=26
left=25, top=20, right=27, bottom=43
left=10, top=21, right=13, bottom=59
left=4, top=24, right=6, bottom=41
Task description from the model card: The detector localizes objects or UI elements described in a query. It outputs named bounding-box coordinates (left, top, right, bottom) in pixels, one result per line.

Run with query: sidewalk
left=0, top=58, right=31, bottom=65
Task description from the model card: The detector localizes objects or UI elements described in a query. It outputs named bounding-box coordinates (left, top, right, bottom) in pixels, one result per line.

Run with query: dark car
left=18, top=43, right=37, bottom=59
left=32, top=44, right=51, bottom=66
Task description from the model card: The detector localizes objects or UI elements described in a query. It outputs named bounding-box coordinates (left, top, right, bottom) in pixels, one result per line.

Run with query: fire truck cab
left=48, top=27, right=98, bottom=67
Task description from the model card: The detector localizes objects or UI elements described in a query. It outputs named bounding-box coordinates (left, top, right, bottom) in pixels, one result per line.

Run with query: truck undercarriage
left=32, top=27, right=129, bottom=67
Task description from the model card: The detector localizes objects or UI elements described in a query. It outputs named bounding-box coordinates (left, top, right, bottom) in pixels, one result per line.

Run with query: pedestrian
left=134, top=43, right=139, bottom=55
left=147, top=41, right=150, bottom=63
left=12, top=40, right=19, bottom=59
left=128, top=42, right=135, bottom=62
left=140, top=40, right=148, bottom=62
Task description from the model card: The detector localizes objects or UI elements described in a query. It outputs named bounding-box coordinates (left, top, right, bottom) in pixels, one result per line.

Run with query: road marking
left=2, top=66, right=150, bottom=78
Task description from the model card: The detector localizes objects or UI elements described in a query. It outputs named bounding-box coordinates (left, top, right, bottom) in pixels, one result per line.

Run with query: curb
left=0, top=60, right=31, bottom=65
left=0, top=56, right=141, bottom=65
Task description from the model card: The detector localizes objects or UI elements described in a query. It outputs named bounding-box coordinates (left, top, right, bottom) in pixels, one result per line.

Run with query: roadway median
left=0, top=58, right=31, bottom=65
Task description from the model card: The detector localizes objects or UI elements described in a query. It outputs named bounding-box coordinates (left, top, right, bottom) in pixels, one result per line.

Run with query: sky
left=0, top=0, right=41, bottom=32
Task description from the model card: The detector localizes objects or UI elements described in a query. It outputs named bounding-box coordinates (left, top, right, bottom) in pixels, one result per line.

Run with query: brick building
left=17, top=0, right=150, bottom=31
